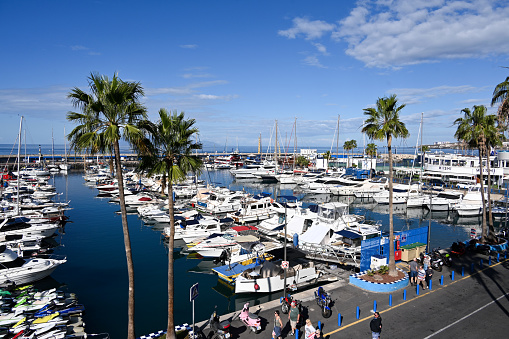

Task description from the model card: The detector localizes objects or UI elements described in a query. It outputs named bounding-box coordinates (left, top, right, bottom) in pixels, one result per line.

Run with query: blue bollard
left=373, top=300, right=377, bottom=312
left=440, top=275, right=444, bottom=285
left=338, top=313, right=342, bottom=327
left=295, top=329, right=299, bottom=338
left=429, top=279, right=432, bottom=290
left=417, top=284, right=420, bottom=295
left=403, top=289, right=407, bottom=300
left=497, top=253, right=500, bottom=262
left=356, top=306, right=360, bottom=319
left=480, top=259, right=483, bottom=269
left=462, top=266, right=464, bottom=276
left=489, top=256, right=492, bottom=266
left=318, top=321, right=322, bottom=330
left=452, top=271, right=455, bottom=281
left=471, top=263, right=474, bottom=272
left=389, top=294, right=393, bottom=306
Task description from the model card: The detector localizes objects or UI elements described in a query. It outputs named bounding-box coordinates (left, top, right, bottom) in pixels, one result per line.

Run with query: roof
left=335, top=229, right=362, bottom=239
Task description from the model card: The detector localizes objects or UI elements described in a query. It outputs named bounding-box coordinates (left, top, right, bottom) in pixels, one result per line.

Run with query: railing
left=298, top=242, right=360, bottom=267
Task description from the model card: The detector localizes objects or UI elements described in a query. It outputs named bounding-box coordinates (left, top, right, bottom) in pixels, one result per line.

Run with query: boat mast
left=294, top=117, right=297, bottom=171
left=16, top=116, right=23, bottom=214
left=336, top=115, right=339, bottom=168
left=275, top=120, right=278, bottom=172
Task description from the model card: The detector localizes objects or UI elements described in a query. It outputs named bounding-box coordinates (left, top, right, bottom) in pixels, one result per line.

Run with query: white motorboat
left=234, top=259, right=319, bottom=294
left=12, top=167, right=50, bottom=177
left=164, top=216, right=224, bottom=242
left=372, top=184, right=421, bottom=204
left=452, top=184, right=485, bottom=216
left=0, top=245, right=66, bottom=287
left=226, top=196, right=282, bottom=224
left=193, top=189, right=248, bottom=215
left=0, top=217, right=60, bottom=239
left=346, top=177, right=389, bottom=198
left=187, top=234, right=259, bottom=257
left=424, top=190, right=464, bottom=211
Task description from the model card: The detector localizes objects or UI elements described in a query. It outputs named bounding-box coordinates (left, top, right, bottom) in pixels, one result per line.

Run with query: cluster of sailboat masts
left=86, top=163, right=392, bottom=294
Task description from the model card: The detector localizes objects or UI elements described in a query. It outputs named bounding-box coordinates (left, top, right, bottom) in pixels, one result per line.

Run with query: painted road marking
left=324, top=258, right=509, bottom=337
left=423, top=291, right=509, bottom=338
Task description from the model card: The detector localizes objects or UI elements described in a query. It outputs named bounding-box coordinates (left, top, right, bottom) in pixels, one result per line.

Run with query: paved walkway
left=200, top=251, right=509, bottom=338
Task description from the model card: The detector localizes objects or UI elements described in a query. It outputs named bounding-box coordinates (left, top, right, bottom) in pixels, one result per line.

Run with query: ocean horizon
left=0, top=143, right=460, bottom=158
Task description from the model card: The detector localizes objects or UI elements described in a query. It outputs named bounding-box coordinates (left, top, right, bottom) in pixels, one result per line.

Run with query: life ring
left=270, top=198, right=274, bottom=203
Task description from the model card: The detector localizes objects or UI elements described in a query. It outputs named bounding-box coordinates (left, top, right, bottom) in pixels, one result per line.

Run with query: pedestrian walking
left=304, top=319, right=316, bottom=339
left=409, top=257, right=418, bottom=286
left=423, top=253, right=431, bottom=270
left=288, top=301, right=300, bottom=335
left=425, top=266, right=433, bottom=287
left=272, top=310, right=283, bottom=339
left=370, top=311, right=382, bottom=339
left=418, top=265, right=427, bottom=289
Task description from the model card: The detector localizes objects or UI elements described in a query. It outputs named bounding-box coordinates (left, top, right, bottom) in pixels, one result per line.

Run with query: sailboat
left=59, top=126, right=69, bottom=171
left=48, top=129, right=59, bottom=173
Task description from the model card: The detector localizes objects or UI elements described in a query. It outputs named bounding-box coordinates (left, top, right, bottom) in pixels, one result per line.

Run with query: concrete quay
left=198, top=251, right=509, bottom=339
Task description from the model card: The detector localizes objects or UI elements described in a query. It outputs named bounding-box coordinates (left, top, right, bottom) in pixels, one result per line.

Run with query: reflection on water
left=47, top=169, right=499, bottom=338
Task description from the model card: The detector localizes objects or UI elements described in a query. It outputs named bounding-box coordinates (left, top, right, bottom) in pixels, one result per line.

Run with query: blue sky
left=1, top=0, right=509, bottom=151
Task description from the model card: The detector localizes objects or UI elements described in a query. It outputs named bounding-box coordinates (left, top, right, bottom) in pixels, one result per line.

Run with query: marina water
left=38, top=167, right=488, bottom=338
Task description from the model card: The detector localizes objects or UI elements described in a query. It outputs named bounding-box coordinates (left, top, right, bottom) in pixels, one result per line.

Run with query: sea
left=2, top=145, right=487, bottom=338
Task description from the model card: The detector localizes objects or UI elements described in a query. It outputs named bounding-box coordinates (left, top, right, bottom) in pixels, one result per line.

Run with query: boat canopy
left=335, top=229, right=362, bottom=239
left=300, top=224, right=330, bottom=244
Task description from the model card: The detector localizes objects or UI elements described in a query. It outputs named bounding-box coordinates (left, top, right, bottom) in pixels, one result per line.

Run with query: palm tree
left=323, top=151, right=331, bottom=171
left=343, top=141, right=351, bottom=167
left=343, top=140, right=357, bottom=167
left=362, top=94, right=409, bottom=277
left=138, top=109, right=202, bottom=339
left=366, top=143, right=377, bottom=176
left=67, top=73, right=147, bottom=339
left=491, top=72, right=509, bottom=132
left=454, top=105, right=500, bottom=243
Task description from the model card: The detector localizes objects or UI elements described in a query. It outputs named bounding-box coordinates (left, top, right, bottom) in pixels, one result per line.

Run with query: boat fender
left=254, top=283, right=260, bottom=291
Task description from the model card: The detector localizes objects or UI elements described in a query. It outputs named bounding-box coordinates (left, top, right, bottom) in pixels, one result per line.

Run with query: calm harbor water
left=42, top=169, right=486, bottom=338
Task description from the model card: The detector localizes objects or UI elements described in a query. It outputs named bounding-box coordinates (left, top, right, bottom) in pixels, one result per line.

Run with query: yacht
left=0, top=245, right=66, bottom=287
left=372, top=184, right=421, bottom=204
left=424, top=190, right=464, bottom=211
left=452, top=184, right=485, bottom=216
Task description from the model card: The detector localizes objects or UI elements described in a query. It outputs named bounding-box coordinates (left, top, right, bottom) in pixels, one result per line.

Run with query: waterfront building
left=422, top=151, right=509, bottom=187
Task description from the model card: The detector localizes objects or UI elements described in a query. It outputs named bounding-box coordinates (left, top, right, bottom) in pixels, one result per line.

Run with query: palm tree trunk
left=113, top=141, right=136, bottom=339
left=167, top=170, right=176, bottom=339
left=387, top=137, right=397, bottom=277
left=485, top=148, right=496, bottom=242
left=477, top=146, right=488, bottom=243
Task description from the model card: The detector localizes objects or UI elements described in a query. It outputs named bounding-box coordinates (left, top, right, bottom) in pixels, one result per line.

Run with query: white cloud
left=194, top=94, right=239, bottom=101
left=312, top=42, right=329, bottom=55
left=303, top=55, right=326, bottom=68
left=181, top=73, right=213, bottom=79
left=145, top=80, right=228, bottom=96
left=0, top=87, right=71, bottom=118
left=71, top=45, right=88, bottom=51
left=279, top=17, right=335, bottom=40
left=333, top=0, right=509, bottom=68
left=180, top=44, right=198, bottom=49
left=70, top=45, right=100, bottom=56
left=391, top=85, right=481, bottom=105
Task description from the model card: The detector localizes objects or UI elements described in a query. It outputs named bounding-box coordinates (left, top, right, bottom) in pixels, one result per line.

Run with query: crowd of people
left=272, top=301, right=322, bottom=339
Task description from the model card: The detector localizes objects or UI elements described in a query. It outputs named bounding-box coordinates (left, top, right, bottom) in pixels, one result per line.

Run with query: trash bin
left=401, top=245, right=416, bottom=262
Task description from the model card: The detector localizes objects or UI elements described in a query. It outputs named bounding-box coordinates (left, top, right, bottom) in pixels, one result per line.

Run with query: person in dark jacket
left=370, top=311, right=382, bottom=338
